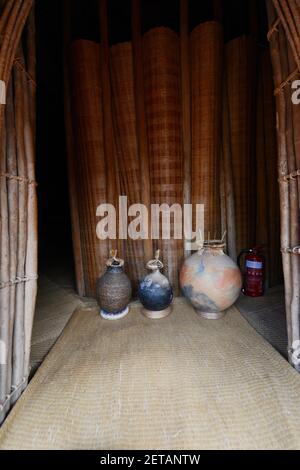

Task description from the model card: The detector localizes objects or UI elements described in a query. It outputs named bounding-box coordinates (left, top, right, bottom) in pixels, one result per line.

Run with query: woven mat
left=30, top=276, right=83, bottom=375
left=1, top=299, right=300, bottom=450
left=236, top=286, right=287, bottom=359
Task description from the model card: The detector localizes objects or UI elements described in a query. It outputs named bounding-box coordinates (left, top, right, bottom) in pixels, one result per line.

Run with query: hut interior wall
left=66, top=0, right=282, bottom=297
left=1, top=0, right=298, bottom=427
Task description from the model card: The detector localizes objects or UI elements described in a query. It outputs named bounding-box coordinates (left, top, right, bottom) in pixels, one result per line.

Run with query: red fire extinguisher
left=237, top=246, right=265, bottom=297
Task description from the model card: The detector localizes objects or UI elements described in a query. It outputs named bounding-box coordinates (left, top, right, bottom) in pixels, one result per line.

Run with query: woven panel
left=191, top=22, right=222, bottom=239
left=255, top=56, right=269, bottom=255
left=143, top=27, right=183, bottom=293
left=70, top=40, right=108, bottom=296
left=225, top=36, right=256, bottom=256
left=259, top=49, right=282, bottom=286
left=110, top=42, right=145, bottom=289
left=1, top=300, right=300, bottom=449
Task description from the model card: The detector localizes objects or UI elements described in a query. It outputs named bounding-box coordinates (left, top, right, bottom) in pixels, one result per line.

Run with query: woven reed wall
left=256, top=49, right=282, bottom=287
left=67, top=24, right=281, bottom=297
left=70, top=40, right=108, bottom=297
left=225, top=36, right=257, bottom=257
left=110, top=42, right=145, bottom=289
left=191, top=21, right=223, bottom=239
left=143, top=27, right=183, bottom=293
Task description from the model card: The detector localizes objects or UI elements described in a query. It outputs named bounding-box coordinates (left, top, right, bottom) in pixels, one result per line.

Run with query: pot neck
left=146, top=249, right=163, bottom=272
left=106, top=264, right=123, bottom=273
left=199, top=241, right=225, bottom=254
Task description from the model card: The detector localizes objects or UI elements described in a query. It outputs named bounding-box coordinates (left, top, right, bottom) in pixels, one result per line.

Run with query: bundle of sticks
left=267, top=0, right=300, bottom=371
left=0, top=1, right=36, bottom=423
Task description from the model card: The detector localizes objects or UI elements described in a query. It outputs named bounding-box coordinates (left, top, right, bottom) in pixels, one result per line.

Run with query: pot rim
left=202, top=239, right=226, bottom=249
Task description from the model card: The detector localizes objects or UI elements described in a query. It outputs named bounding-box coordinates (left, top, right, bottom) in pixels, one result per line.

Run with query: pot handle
left=237, top=249, right=251, bottom=272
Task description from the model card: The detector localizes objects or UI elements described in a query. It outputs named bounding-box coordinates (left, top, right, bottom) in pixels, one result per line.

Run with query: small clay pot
left=97, top=250, right=132, bottom=320
left=138, top=250, right=173, bottom=319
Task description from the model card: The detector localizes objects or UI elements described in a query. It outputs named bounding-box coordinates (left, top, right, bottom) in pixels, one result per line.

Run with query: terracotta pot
left=180, top=241, right=242, bottom=319
left=138, top=250, right=173, bottom=319
left=97, top=251, right=132, bottom=320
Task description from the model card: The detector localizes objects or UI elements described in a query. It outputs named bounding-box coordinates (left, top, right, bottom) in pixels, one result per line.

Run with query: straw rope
left=0, top=171, right=37, bottom=185
left=279, top=168, right=300, bottom=181
left=13, top=57, right=36, bottom=87
left=0, top=377, right=27, bottom=412
left=281, top=245, right=300, bottom=254
left=267, top=17, right=281, bottom=41
left=274, top=67, right=299, bottom=95
left=0, top=275, right=38, bottom=290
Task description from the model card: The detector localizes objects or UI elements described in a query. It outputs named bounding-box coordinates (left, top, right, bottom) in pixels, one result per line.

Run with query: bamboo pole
left=267, top=0, right=293, bottom=352
left=268, top=0, right=300, bottom=367
left=286, top=45, right=300, bottom=350
left=131, top=0, right=152, bottom=263
left=5, top=79, right=18, bottom=415
left=3, top=1, right=33, bottom=82
left=180, top=0, right=192, bottom=257
left=0, top=0, right=14, bottom=37
left=23, top=34, right=37, bottom=383
left=25, top=4, right=36, bottom=134
left=0, top=0, right=22, bottom=421
left=63, top=0, right=85, bottom=296
left=11, top=47, right=28, bottom=404
left=0, top=1, right=33, bottom=143
left=0, top=101, right=9, bottom=421
left=0, top=1, right=22, bottom=75
left=286, top=0, right=300, bottom=51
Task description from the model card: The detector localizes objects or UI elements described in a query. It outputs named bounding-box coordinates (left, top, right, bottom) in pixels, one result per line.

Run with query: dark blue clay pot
left=138, top=250, right=173, bottom=319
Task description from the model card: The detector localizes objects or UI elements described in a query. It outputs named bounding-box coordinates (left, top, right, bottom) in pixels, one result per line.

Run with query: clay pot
left=97, top=250, right=132, bottom=320
left=180, top=241, right=242, bottom=319
left=138, top=250, right=173, bottom=319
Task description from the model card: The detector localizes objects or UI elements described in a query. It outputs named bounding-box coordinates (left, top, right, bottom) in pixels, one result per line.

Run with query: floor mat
left=236, top=286, right=287, bottom=358
left=30, top=276, right=84, bottom=375
left=1, top=299, right=300, bottom=450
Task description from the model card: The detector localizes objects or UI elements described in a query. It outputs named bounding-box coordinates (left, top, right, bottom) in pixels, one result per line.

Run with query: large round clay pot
left=97, top=250, right=132, bottom=320
left=180, top=241, right=242, bottom=319
left=138, top=250, right=173, bottom=319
